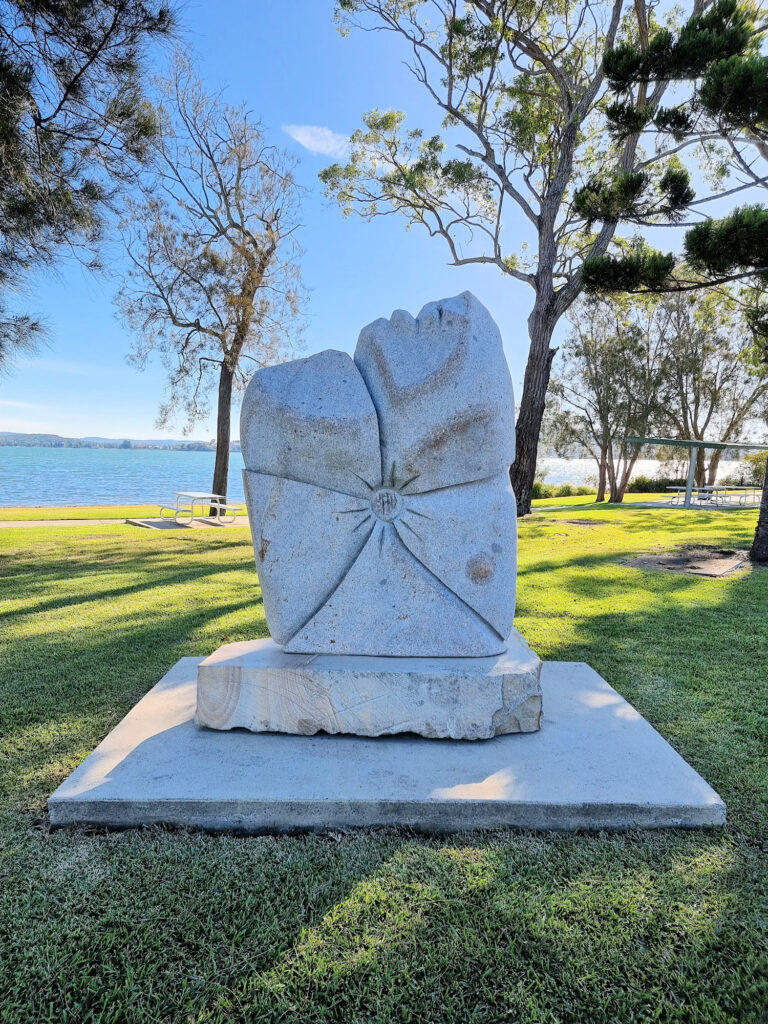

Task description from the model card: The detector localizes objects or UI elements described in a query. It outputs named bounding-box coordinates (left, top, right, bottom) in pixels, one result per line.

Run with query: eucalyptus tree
left=547, top=295, right=665, bottom=502
left=0, top=0, right=174, bottom=367
left=321, top=0, right=715, bottom=514
left=655, top=290, right=768, bottom=486
left=550, top=287, right=768, bottom=500
left=116, top=59, right=305, bottom=503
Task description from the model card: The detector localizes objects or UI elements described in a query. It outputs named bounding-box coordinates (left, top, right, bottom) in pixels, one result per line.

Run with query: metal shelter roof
left=626, top=436, right=767, bottom=452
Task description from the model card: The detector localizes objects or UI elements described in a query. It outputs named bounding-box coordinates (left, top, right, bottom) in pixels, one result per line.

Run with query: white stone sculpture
left=240, top=291, right=518, bottom=657
left=196, top=292, right=543, bottom=738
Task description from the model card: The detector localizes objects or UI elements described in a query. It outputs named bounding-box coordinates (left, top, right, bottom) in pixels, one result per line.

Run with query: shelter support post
left=684, top=446, right=697, bottom=509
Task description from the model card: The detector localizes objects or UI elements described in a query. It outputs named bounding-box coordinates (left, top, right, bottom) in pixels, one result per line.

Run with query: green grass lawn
left=0, top=507, right=766, bottom=1023
left=0, top=493, right=663, bottom=519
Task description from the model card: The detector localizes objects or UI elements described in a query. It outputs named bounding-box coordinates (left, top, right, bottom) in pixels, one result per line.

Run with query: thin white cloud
left=15, top=357, right=120, bottom=377
left=282, top=124, right=350, bottom=159
left=0, top=399, right=44, bottom=409
left=0, top=416, right=51, bottom=433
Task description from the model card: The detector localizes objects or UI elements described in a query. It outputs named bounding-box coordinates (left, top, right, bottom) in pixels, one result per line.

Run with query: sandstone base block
left=195, top=634, right=542, bottom=740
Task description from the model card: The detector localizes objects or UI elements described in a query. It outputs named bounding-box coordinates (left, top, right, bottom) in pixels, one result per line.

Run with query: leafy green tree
left=321, top=0, right=731, bottom=514
left=547, top=296, right=665, bottom=502
left=550, top=288, right=768, bottom=502
left=654, top=290, right=768, bottom=486
left=0, top=0, right=173, bottom=368
left=742, top=449, right=768, bottom=486
left=116, top=59, right=305, bottom=506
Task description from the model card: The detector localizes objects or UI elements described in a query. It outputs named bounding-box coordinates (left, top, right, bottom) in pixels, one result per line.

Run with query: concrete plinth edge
left=48, top=658, right=726, bottom=833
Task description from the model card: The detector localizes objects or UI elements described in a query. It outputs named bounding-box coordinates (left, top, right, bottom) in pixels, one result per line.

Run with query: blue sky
left=1, top=0, right=722, bottom=441
left=0, top=0, right=544, bottom=440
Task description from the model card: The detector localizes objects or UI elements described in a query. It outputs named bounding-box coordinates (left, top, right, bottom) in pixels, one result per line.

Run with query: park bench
left=208, top=500, right=246, bottom=524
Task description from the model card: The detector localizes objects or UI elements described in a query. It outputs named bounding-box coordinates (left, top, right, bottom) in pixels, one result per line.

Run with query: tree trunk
left=605, top=443, right=619, bottom=502
left=596, top=447, right=608, bottom=502
left=210, top=359, right=233, bottom=515
left=610, top=452, right=639, bottom=504
left=706, top=450, right=722, bottom=486
left=750, top=461, right=768, bottom=564
left=608, top=465, right=624, bottom=503
left=694, top=446, right=706, bottom=487
left=510, top=304, right=557, bottom=515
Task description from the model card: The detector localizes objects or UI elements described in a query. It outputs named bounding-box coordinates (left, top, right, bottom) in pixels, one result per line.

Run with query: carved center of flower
left=370, top=488, right=402, bottom=522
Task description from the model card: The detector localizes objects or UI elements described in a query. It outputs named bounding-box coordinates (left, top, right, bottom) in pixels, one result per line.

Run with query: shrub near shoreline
left=531, top=483, right=596, bottom=499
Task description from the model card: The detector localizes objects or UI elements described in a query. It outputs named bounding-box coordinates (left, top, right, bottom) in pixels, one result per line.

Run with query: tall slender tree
left=116, top=59, right=305, bottom=504
left=321, top=0, right=735, bottom=514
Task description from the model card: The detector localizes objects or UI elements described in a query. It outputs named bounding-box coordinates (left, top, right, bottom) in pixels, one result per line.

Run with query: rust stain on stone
left=466, top=554, right=494, bottom=585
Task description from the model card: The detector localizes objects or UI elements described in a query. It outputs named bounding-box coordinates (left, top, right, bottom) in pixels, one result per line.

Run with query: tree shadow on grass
left=531, top=506, right=758, bottom=539
left=0, top=530, right=266, bottom=814
left=0, top=559, right=256, bottom=622
left=2, top=821, right=763, bottom=1024
left=0, top=596, right=269, bottom=811
left=521, top=562, right=767, bottom=838
left=0, top=527, right=766, bottom=1022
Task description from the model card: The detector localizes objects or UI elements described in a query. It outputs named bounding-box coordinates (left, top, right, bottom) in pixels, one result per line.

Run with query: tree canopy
left=548, top=287, right=768, bottom=501
left=321, top=0, right=743, bottom=514
left=548, top=294, right=665, bottom=502
left=0, top=0, right=173, bottom=366
left=580, top=0, right=768, bottom=294
left=116, top=58, right=305, bottom=500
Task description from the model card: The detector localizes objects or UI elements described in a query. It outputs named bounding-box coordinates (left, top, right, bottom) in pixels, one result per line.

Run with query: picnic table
left=726, top=485, right=763, bottom=505
left=159, top=491, right=245, bottom=525
left=628, top=436, right=767, bottom=508
left=666, top=484, right=761, bottom=507
left=666, top=485, right=727, bottom=506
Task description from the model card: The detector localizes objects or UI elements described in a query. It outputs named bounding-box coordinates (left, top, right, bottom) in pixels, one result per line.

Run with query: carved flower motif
left=240, top=292, right=517, bottom=657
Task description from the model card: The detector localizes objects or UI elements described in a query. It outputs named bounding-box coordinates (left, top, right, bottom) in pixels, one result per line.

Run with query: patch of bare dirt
left=624, top=547, right=749, bottom=577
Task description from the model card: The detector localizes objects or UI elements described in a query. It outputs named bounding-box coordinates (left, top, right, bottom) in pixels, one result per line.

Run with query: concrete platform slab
left=48, top=658, right=725, bottom=832
left=126, top=516, right=250, bottom=530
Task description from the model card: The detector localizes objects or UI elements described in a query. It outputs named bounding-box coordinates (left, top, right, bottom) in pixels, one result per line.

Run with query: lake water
left=0, top=447, right=248, bottom=507
left=0, top=447, right=740, bottom=507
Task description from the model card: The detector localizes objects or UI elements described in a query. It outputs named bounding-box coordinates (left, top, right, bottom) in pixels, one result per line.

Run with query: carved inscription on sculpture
left=370, top=487, right=402, bottom=522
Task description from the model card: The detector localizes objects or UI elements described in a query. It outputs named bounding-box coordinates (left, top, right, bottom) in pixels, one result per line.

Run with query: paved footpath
left=0, top=516, right=251, bottom=529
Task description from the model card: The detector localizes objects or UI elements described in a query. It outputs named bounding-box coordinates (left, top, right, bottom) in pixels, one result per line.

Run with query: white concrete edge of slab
left=47, top=656, right=726, bottom=833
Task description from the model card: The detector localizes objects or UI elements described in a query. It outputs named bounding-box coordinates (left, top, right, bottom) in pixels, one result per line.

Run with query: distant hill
left=0, top=432, right=241, bottom=452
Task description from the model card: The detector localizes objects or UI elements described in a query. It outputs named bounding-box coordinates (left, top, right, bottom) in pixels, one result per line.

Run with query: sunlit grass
left=0, top=504, right=162, bottom=520
left=0, top=507, right=766, bottom=1023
